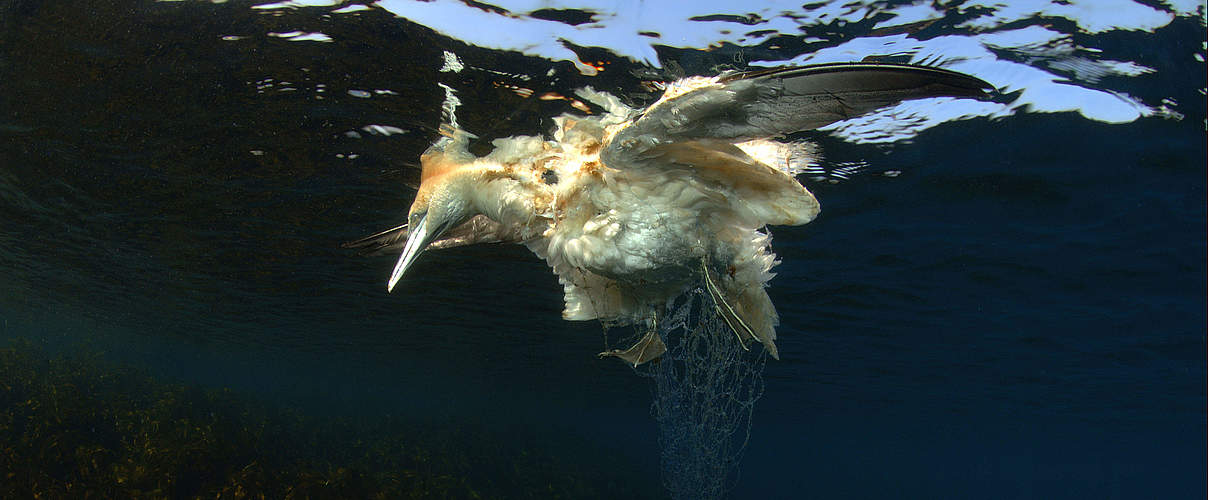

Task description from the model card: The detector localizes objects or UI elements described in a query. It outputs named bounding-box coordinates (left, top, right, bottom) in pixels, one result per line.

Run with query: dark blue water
left=1, top=1, right=1204, bottom=498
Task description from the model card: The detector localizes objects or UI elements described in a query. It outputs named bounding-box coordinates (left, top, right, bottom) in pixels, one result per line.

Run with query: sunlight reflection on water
left=236, top=0, right=1206, bottom=143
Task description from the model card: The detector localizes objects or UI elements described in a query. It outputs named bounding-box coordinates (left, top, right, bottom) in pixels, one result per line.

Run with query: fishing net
left=630, top=287, right=768, bottom=500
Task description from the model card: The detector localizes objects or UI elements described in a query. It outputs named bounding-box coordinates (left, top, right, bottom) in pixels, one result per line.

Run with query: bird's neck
left=463, top=171, right=540, bottom=231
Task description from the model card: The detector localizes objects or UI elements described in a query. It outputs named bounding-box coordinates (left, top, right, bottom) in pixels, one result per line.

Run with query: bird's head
left=384, top=129, right=490, bottom=292
left=386, top=127, right=558, bottom=292
left=386, top=162, right=482, bottom=292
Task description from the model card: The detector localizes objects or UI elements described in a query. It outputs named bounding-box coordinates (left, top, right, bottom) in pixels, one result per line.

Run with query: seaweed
left=0, top=338, right=629, bottom=499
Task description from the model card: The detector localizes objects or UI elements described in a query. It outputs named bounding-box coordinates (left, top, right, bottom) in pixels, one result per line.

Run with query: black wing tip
left=342, top=223, right=408, bottom=251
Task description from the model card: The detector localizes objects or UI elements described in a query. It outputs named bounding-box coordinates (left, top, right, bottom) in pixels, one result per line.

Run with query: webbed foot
left=598, top=328, right=667, bottom=367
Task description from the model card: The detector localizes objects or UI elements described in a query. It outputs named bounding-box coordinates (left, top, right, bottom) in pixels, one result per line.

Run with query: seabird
left=347, top=63, right=993, bottom=365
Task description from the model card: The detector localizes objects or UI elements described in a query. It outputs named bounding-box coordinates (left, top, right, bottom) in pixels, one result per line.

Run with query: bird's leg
left=701, top=257, right=755, bottom=351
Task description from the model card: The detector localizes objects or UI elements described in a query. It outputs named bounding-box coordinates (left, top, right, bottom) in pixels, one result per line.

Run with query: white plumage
left=348, top=63, right=992, bottom=364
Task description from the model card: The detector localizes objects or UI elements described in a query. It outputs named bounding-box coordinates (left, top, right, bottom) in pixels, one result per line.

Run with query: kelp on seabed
left=0, top=338, right=629, bottom=499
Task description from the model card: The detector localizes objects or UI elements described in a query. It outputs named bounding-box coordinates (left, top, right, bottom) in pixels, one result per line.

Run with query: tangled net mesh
left=627, top=287, right=768, bottom=500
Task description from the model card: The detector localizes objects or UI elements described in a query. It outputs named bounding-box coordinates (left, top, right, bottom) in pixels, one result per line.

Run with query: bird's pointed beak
left=387, top=214, right=440, bottom=292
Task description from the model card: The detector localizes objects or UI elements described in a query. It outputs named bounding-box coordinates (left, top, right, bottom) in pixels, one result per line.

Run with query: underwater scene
left=1, top=0, right=1205, bottom=498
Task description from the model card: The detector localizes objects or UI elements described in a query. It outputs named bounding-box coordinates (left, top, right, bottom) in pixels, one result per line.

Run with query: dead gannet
left=347, top=63, right=993, bottom=364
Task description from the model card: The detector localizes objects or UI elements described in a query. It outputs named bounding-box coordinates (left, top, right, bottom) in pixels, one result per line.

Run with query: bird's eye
left=541, top=169, right=559, bottom=185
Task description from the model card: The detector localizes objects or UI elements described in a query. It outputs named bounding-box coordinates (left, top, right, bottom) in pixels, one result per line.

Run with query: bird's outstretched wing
left=601, top=62, right=994, bottom=167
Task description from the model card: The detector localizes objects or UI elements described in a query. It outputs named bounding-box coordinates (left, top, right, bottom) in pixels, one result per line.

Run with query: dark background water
left=1, top=0, right=1204, bottom=498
